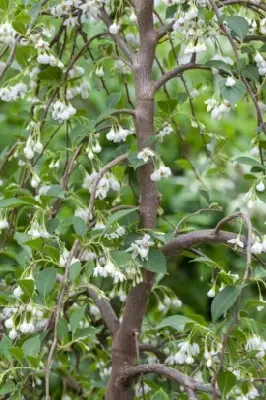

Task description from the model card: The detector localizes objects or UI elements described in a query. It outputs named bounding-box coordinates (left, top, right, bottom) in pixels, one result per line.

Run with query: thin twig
left=45, top=239, right=79, bottom=400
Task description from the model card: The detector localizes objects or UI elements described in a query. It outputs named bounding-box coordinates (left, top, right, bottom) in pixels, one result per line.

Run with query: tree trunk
left=106, top=2, right=158, bottom=398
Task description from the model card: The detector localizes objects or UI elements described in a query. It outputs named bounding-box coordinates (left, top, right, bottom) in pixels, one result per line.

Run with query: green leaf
left=16, top=46, right=33, bottom=68
left=165, top=4, right=177, bottom=19
left=0, top=197, right=40, bottom=209
left=0, top=335, right=12, bottom=360
left=73, top=216, right=87, bottom=237
left=158, top=315, right=195, bottom=331
left=23, top=238, right=43, bottom=252
left=106, top=92, right=121, bottom=109
left=218, top=78, right=246, bottom=105
left=19, top=279, right=35, bottom=297
left=0, top=0, right=9, bottom=10
left=22, top=335, right=40, bottom=357
left=69, top=305, right=87, bottom=335
left=58, top=318, right=69, bottom=343
left=106, top=208, right=137, bottom=228
left=69, top=261, right=82, bottom=281
left=211, top=285, right=245, bottom=323
left=157, top=99, right=177, bottom=114
left=38, top=67, right=62, bottom=83
left=0, top=382, right=15, bottom=396
left=110, top=251, right=132, bottom=267
left=224, top=16, right=249, bottom=40
left=204, top=60, right=232, bottom=74
left=234, top=156, right=265, bottom=169
left=242, top=65, right=260, bottom=82
left=35, top=267, right=57, bottom=298
left=10, top=347, right=24, bottom=365
left=217, top=370, right=236, bottom=397
left=152, top=388, right=169, bottom=400
left=139, top=249, right=167, bottom=273
left=45, top=185, right=65, bottom=199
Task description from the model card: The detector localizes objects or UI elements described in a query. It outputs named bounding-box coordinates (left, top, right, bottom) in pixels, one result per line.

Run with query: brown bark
left=106, top=1, right=158, bottom=398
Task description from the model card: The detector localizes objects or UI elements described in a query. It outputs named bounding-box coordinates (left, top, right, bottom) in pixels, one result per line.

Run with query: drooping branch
left=153, top=63, right=210, bottom=92
left=118, top=363, right=220, bottom=397
left=88, top=153, right=129, bottom=218
left=161, top=229, right=243, bottom=257
left=0, top=38, right=18, bottom=81
left=87, top=287, right=120, bottom=336
left=100, top=8, right=134, bottom=64
left=217, top=0, right=266, bottom=12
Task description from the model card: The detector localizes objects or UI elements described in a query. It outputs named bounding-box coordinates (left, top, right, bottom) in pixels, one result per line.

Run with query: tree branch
left=161, top=229, right=243, bottom=257
left=118, top=363, right=220, bottom=396
left=45, top=239, right=80, bottom=400
left=153, top=63, right=210, bottom=93
left=218, top=0, right=266, bottom=12
left=100, top=8, right=134, bottom=64
left=0, top=38, right=18, bottom=82
left=87, top=287, right=120, bottom=336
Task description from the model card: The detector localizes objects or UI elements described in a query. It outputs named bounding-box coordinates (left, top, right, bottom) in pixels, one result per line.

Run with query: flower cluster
left=82, top=171, right=120, bottom=199
left=1, top=302, right=47, bottom=340
left=106, top=125, right=133, bottom=143
left=126, top=234, right=154, bottom=261
left=205, top=98, right=231, bottom=120
left=151, top=165, right=171, bottom=181
left=245, top=335, right=266, bottom=358
left=0, top=83, right=27, bottom=102
left=75, top=207, right=92, bottom=222
left=255, top=53, right=266, bottom=76
left=0, top=23, right=16, bottom=46
left=28, top=221, right=50, bottom=239
left=93, top=258, right=125, bottom=283
left=51, top=101, right=76, bottom=123
left=158, top=124, right=173, bottom=139
left=166, top=341, right=200, bottom=365
left=105, top=226, right=126, bottom=240
left=172, top=4, right=209, bottom=55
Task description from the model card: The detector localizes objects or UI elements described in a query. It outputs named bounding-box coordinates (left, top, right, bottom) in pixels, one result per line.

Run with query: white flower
left=9, top=329, right=18, bottom=340
left=227, top=238, right=244, bottom=248
left=0, top=218, right=9, bottom=230
left=191, top=89, right=199, bottom=98
left=251, top=236, right=262, bottom=255
left=159, top=124, right=173, bottom=138
left=28, top=221, right=50, bottom=239
left=207, top=286, right=216, bottom=298
left=256, top=181, right=265, bottom=192
left=260, top=18, right=266, bottom=35
left=129, top=12, right=137, bottom=23
left=75, top=207, right=92, bottom=222
left=13, top=287, right=23, bottom=298
left=109, top=22, right=120, bottom=35
left=30, top=174, right=41, bottom=188
left=137, top=148, right=154, bottom=163
left=106, top=125, right=133, bottom=143
left=95, top=66, right=104, bottom=77
left=126, top=234, right=154, bottom=261
left=60, top=248, right=79, bottom=268
left=250, top=146, right=260, bottom=157
left=226, top=77, right=236, bottom=87
left=4, top=318, right=14, bottom=329
left=151, top=165, right=171, bottom=181
left=52, top=101, right=76, bottom=123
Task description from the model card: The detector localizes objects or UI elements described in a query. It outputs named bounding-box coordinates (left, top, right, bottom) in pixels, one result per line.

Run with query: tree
left=1, top=0, right=266, bottom=399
